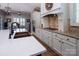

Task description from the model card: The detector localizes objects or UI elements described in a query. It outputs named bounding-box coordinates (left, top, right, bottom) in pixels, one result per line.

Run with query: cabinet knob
left=62, top=42, right=64, bottom=44
left=55, top=35, right=57, bottom=36
left=59, top=40, right=61, bottom=42
left=67, top=38, right=69, bottom=40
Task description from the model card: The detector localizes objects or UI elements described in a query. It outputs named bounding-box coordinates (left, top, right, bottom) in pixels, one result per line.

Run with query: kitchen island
left=0, top=30, right=46, bottom=56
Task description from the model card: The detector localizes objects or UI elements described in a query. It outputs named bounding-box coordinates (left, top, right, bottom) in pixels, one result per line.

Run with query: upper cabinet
left=31, top=11, right=41, bottom=28
left=41, top=3, right=62, bottom=17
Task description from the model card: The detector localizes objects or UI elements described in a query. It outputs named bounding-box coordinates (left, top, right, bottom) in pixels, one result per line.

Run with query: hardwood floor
left=33, top=35, right=61, bottom=56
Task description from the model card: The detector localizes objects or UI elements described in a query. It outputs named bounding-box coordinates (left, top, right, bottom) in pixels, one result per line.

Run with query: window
left=76, top=18, right=79, bottom=23
left=13, top=17, right=26, bottom=28
left=77, top=4, right=79, bottom=24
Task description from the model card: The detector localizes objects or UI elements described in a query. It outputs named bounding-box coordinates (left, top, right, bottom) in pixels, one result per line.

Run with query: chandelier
left=5, top=3, right=11, bottom=15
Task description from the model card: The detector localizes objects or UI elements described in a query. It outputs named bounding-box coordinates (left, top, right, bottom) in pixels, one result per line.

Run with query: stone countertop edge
left=43, top=29, right=79, bottom=40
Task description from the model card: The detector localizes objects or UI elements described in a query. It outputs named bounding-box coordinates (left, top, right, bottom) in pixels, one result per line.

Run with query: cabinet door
left=62, top=41, right=76, bottom=56
left=48, top=33, right=53, bottom=48
left=45, top=31, right=53, bottom=45
left=32, top=12, right=41, bottom=28
left=48, top=36, right=52, bottom=48
left=39, top=29, right=43, bottom=38
left=35, top=29, right=43, bottom=40
left=35, top=29, right=39, bottom=35
left=36, top=29, right=40, bottom=37
left=43, top=30, right=49, bottom=44
left=77, top=40, right=79, bottom=56
left=53, top=37, right=62, bottom=54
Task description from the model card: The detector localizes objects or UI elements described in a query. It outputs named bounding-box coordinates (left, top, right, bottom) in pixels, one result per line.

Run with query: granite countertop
left=43, top=28, right=79, bottom=39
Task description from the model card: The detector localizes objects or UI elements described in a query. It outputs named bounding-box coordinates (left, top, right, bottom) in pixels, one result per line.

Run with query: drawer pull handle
left=55, top=35, right=57, bottom=36
left=59, top=41, right=61, bottom=42
left=67, top=39, right=69, bottom=40
left=62, top=42, right=64, bottom=44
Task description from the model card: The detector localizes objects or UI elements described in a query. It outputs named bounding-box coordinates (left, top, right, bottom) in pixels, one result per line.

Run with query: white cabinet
left=53, top=35, right=62, bottom=54
left=35, top=29, right=53, bottom=48
left=56, top=33, right=77, bottom=45
left=48, top=35, right=53, bottom=48
left=43, top=31, right=49, bottom=44
left=35, top=28, right=43, bottom=41
left=53, top=38, right=62, bottom=54
left=46, top=32, right=53, bottom=48
left=42, top=30, right=54, bottom=49
left=41, top=29, right=52, bottom=45
left=62, top=41, right=76, bottom=56
left=53, top=33, right=77, bottom=56
left=35, top=28, right=49, bottom=44
left=35, top=28, right=40, bottom=36
left=76, top=40, right=79, bottom=56
left=35, top=28, right=77, bottom=56
left=32, top=11, right=41, bottom=28
left=38, top=29, right=48, bottom=43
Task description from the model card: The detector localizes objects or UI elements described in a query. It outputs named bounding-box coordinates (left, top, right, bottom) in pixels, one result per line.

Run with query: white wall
left=77, top=4, right=79, bottom=26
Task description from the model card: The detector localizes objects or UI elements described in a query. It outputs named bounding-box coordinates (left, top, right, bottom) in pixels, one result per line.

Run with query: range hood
left=43, top=14, right=57, bottom=17
left=41, top=7, right=62, bottom=17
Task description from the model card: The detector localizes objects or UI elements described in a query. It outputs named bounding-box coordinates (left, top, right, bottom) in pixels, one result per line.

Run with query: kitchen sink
left=14, top=32, right=31, bottom=39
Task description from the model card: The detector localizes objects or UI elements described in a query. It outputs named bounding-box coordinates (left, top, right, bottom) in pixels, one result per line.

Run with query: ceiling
left=0, top=3, right=40, bottom=13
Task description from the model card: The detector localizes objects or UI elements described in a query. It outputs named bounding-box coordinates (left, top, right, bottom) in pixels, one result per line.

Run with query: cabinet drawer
left=66, top=37, right=77, bottom=44
left=62, top=41, right=76, bottom=56
left=56, top=34, right=68, bottom=40
left=55, top=33, right=76, bottom=44
left=53, top=33, right=68, bottom=41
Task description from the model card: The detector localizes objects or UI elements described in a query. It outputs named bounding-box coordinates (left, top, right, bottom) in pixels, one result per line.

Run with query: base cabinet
left=76, top=40, right=79, bottom=56
left=53, top=37, right=62, bottom=54
left=42, top=31, right=49, bottom=44
left=35, top=28, right=54, bottom=49
left=53, top=34, right=77, bottom=56
left=35, top=28, right=77, bottom=56
left=62, top=41, right=76, bottom=56
left=48, top=36, right=53, bottom=49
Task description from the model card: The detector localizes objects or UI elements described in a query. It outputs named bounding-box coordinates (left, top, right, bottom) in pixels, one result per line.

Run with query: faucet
left=9, top=22, right=20, bottom=39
